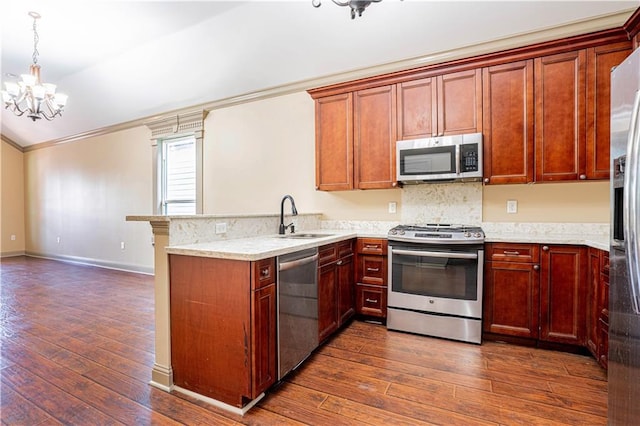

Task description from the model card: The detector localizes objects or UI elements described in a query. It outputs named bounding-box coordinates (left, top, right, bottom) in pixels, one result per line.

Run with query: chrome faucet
left=279, top=195, right=298, bottom=234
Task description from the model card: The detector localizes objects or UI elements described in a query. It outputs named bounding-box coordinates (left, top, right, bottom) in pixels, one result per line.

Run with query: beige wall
left=24, top=126, right=154, bottom=272
left=483, top=181, right=609, bottom=223
left=1, top=140, right=26, bottom=256
left=14, top=90, right=610, bottom=271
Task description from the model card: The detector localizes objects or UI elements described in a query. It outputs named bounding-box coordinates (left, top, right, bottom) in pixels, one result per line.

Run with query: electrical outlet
left=120, top=241, right=125, bottom=250
left=56, top=236, right=61, bottom=244
left=10, top=234, right=16, bottom=241
left=507, top=200, right=518, bottom=214
left=215, top=222, right=227, bottom=234
left=388, top=202, right=397, bottom=214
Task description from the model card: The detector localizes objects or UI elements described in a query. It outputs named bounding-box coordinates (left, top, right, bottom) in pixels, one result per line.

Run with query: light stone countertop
left=484, top=233, right=609, bottom=251
left=166, top=230, right=359, bottom=261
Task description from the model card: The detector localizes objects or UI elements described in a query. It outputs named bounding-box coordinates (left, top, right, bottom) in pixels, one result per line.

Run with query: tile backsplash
left=400, top=182, right=483, bottom=225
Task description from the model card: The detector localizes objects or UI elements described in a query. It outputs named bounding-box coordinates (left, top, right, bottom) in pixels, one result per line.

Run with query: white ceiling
left=1, top=0, right=637, bottom=148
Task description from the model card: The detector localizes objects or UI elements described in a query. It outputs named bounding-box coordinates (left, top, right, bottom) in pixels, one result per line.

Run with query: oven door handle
left=391, top=248, right=478, bottom=260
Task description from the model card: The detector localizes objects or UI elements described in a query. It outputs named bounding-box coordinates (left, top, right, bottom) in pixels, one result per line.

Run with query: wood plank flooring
left=0, top=256, right=607, bottom=425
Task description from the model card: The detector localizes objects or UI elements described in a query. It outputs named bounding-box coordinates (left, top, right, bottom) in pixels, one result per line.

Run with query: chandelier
left=1, top=12, right=68, bottom=122
left=312, top=0, right=382, bottom=19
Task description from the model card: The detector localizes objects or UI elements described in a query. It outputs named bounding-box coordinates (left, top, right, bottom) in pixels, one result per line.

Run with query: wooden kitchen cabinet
left=318, top=240, right=355, bottom=343
left=484, top=243, right=540, bottom=339
left=482, top=60, right=534, bottom=184
left=169, top=255, right=276, bottom=408
left=354, top=85, right=397, bottom=189
left=355, top=238, right=388, bottom=319
left=314, top=93, right=353, bottom=191
left=586, top=42, right=632, bottom=180
left=484, top=243, right=588, bottom=348
left=534, top=50, right=587, bottom=182
left=396, top=69, right=482, bottom=140
left=587, top=247, right=610, bottom=369
left=539, top=245, right=587, bottom=345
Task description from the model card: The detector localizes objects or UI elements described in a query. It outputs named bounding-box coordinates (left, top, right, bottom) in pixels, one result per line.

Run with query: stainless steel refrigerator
left=609, top=46, right=640, bottom=425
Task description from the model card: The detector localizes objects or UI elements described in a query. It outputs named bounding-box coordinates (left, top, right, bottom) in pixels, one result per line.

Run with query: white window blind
left=162, top=137, right=196, bottom=215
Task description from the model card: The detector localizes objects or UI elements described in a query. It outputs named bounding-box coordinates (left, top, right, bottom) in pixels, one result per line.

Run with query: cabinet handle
left=579, top=174, right=587, bottom=180
left=542, top=246, right=549, bottom=251
left=366, top=267, right=380, bottom=272
left=261, top=268, right=270, bottom=277
left=484, top=178, right=490, bottom=184
left=503, top=250, right=520, bottom=256
left=336, top=260, right=343, bottom=266
left=365, top=244, right=379, bottom=249
left=533, top=265, right=540, bottom=271
left=365, top=298, right=378, bottom=303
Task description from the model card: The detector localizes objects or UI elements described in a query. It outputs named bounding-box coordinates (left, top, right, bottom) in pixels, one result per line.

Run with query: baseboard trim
left=0, top=250, right=27, bottom=258
left=172, top=385, right=264, bottom=416
left=24, top=251, right=154, bottom=275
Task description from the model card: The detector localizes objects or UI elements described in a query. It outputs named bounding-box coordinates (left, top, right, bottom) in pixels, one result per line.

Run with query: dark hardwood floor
left=0, top=256, right=607, bottom=425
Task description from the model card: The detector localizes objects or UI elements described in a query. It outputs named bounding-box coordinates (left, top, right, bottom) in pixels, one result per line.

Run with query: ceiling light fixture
left=1, top=11, right=68, bottom=122
left=312, top=0, right=382, bottom=19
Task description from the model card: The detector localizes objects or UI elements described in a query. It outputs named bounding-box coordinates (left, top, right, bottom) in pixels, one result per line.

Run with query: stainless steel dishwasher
left=277, top=247, right=319, bottom=379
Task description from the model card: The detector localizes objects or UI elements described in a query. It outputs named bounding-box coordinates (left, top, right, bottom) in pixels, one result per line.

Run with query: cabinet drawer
left=356, top=284, right=387, bottom=318
left=357, top=255, right=387, bottom=285
left=253, top=258, right=276, bottom=289
left=319, top=244, right=338, bottom=266
left=337, top=239, right=354, bottom=258
left=357, top=238, right=388, bottom=256
left=487, top=243, right=539, bottom=263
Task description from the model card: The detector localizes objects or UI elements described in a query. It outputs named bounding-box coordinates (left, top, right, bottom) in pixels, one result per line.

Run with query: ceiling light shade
left=1, top=12, right=67, bottom=122
left=312, top=0, right=383, bottom=19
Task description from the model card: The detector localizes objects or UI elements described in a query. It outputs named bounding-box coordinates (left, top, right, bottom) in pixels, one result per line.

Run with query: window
left=160, top=136, right=196, bottom=215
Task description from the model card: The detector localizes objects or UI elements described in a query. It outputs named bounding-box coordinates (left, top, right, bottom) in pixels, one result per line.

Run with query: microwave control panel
left=460, top=143, right=479, bottom=172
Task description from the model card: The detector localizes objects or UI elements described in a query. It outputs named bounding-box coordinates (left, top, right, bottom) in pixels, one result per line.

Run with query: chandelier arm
left=311, top=0, right=322, bottom=7
left=6, top=105, right=27, bottom=116
left=331, top=0, right=352, bottom=6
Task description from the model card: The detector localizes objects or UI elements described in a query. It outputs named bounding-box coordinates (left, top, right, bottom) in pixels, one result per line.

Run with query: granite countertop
left=484, top=232, right=609, bottom=251
left=166, top=230, right=359, bottom=261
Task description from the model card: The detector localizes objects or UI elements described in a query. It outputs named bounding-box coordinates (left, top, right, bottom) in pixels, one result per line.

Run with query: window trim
left=145, top=110, right=208, bottom=215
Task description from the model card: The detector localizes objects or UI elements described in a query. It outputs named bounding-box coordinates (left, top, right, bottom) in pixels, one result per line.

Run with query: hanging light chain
left=31, top=12, right=40, bottom=65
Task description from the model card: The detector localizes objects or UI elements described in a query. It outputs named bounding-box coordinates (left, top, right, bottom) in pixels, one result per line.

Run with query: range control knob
left=464, top=232, right=471, bottom=238
left=399, top=230, right=405, bottom=235
left=474, top=232, right=482, bottom=238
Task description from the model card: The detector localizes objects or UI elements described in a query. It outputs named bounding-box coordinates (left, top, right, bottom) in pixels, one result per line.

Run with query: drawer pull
left=365, top=245, right=380, bottom=249
left=503, top=251, right=520, bottom=256
left=366, top=267, right=380, bottom=272
left=365, top=298, right=378, bottom=303
left=261, top=268, right=270, bottom=277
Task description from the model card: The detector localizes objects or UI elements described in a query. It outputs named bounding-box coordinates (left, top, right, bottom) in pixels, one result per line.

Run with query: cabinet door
left=318, top=262, right=338, bottom=342
left=539, top=245, right=587, bottom=345
left=586, top=248, right=601, bottom=357
left=251, top=283, right=276, bottom=397
left=397, top=77, right=437, bottom=140
left=482, top=60, right=534, bottom=184
left=354, top=85, right=397, bottom=189
left=315, top=93, right=353, bottom=191
left=337, top=253, right=355, bottom=325
left=534, top=50, right=586, bottom=181
left=586, top=42, right=632, bottom=180
left=483, top=260, right=540, bottom=338
left=437, top=68, right=482, bottom=136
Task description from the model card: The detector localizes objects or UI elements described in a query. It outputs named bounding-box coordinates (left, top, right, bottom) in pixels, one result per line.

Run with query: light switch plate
left=507, top=200, right=518, bottom=214
left=388, top=202, right=397, bottom=214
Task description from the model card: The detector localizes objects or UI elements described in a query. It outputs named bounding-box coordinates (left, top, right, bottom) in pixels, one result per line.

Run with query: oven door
left=388, top=244, right=483, bottom=319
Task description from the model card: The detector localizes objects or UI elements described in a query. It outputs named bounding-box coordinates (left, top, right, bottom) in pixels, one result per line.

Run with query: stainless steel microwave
left=396, top=133, right=483, bottom=183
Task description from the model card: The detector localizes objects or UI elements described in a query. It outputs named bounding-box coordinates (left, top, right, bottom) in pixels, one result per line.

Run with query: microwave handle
left=455, top=144, right=461, bottom=176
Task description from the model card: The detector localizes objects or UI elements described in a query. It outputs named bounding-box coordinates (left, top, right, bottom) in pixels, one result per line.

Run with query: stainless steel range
left=387, top=224, right=485, bottom=344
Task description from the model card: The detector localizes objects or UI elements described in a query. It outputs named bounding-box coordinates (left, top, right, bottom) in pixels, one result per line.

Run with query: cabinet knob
left=483, top=178, right=489, bottom=184
left=533, top=265, right=540, bottom=271
left=579, top=174, right=587, bottom=180
left=542, top=245, right=549, bottom=251
left=336, top=259, right=343, bottom=266
left=392, top=182, right=397, bottom=187
left=261, top=268, right=270, bottom=277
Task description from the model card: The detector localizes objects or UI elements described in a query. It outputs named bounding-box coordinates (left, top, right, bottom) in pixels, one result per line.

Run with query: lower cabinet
left=169, top=255, right=276, bottom=408
left=318, top=239, right=355, bottom=343
left=587, top=247, right=610, bottom=369
left=484, top=243, right=587, bottom=348
left=355, top=238, right=388, bottom=319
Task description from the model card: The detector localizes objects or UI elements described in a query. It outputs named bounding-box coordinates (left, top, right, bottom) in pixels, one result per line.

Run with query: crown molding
left=1, top=134, right=24, bottom=152
left=18, top=8, right=635, bottom=152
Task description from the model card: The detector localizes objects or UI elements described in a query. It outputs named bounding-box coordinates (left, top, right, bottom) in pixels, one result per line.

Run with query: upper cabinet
left=309, top=24, right=633, bottom=190
left=482, top=60, right=534, bottom=184
left=314, top=93, right=353, bottom=191
left=586, top=42, right=633, bottom=180
left=397, top=69, right=482, bottom=140
left=534, top=50, right=587, bottom=182
left=354, top=85, right=397, bottom=189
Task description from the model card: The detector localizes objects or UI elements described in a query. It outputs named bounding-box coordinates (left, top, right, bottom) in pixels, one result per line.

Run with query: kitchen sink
left=277, top=233, right=334, bottom=239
